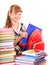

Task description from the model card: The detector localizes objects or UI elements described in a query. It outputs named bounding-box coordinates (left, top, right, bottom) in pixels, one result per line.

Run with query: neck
left=12, top=21, right=19, bottom=31
left=12, top=20, right=18, bottom=25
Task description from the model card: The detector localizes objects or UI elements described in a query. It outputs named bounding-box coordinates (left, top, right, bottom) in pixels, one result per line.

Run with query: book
left=0, top=32, right=14, bottom=35
left=15, top=58, right=46, bottom=65
left=16, top=55, right=38, bottom=61
left=0, top=51, right=16, bottom=58
left=0, top=39, right=14, bottom=43
left=15, top=60, right=34, bottom=65
left=0, top=47, right=14, bottom=52
left=0, top=61, right=16, bottom=65
left=0, top=28, right=13, bottom=32
left=0, top=56, right=15, bottom=64
left=0, top=36, right=15, bottom=40
left=0, top=42, right=14, bottom=46
left=0, top=45, right=14, bottom=48
left=22, top=50, right=44, bottom=56
left=0, top=34, right=14, bottom=38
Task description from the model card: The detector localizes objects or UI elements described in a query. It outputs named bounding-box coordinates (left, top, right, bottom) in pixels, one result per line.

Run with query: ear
left=8, top=11, right=11, bottom=17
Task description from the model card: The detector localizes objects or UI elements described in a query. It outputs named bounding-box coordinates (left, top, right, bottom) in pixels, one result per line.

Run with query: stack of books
left=0, top=28, right=16, bottom=65
left=15, top=50, right=47, bottom=65
left=15, top=55, right=37, bottom=65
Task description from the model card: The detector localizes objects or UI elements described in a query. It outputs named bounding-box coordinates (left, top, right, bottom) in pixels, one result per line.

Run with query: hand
left=21, top=32, right=28, bottom=38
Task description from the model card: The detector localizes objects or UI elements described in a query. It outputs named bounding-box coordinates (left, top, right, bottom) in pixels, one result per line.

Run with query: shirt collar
left=12, top=23, right=21, bottom=34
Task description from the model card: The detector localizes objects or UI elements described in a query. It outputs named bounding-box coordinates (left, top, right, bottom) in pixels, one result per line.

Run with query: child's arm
left=14, top=35, right=22, bottom=46
left=14, top=32, right=28, bottom=46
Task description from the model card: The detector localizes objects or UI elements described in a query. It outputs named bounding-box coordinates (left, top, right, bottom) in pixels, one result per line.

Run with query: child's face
left=9, top=10, right=22, bottom=22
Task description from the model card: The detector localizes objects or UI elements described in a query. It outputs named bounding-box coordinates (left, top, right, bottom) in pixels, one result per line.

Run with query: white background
left=0, top=0, right=49, bottom=64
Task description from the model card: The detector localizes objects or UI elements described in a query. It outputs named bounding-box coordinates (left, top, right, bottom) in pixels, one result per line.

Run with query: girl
left=5, top=4, right=28, bottom=54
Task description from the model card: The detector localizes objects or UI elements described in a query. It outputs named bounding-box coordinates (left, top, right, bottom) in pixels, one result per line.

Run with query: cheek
left=15, top=16, right=21, bottom=20
left=18, top=15, right=21, bottom=19
left=18, top=16, right=21, bottom=19
left=10, top=14, right=14, bottom=19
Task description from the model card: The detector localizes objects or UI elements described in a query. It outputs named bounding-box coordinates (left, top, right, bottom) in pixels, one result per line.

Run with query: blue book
left=20, top=23, right=42, bottom=44
left=16, top=55, right=38, bottom=62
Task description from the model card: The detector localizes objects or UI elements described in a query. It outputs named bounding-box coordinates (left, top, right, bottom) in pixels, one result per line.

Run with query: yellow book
left=0, top=36, right=15, bottom=40
left=0, top=51, right=16, bottom=58
left=0, top=34, right=14, bottom=38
